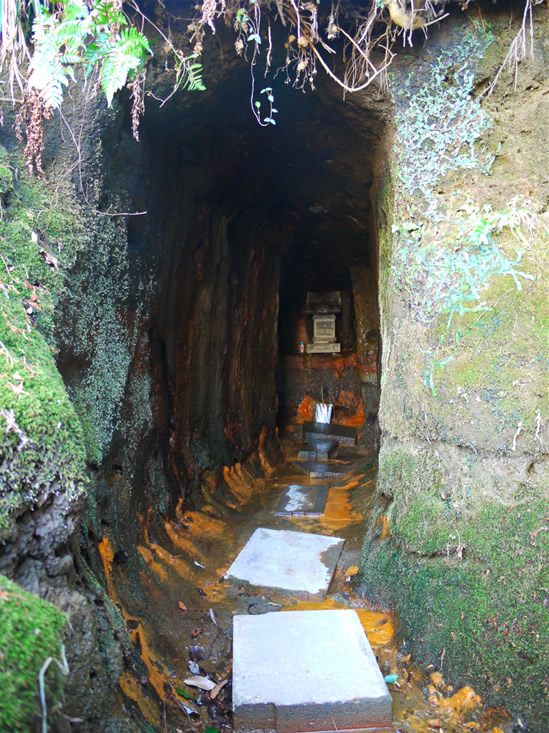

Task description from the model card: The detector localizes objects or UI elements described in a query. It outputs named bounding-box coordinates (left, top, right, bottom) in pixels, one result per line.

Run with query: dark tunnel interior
left=105, top=56, right=389, bottom=504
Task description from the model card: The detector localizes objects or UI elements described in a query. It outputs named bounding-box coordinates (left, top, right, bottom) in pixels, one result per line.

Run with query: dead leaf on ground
left=210, top=679, right=228, bottom=699
left=177, top=601, right=188, bottom=611
left=191, top=627, right=202, bottom=638
left=428, top=722, right=442, bottom=730
left=184, top=675, right=216, bottom=691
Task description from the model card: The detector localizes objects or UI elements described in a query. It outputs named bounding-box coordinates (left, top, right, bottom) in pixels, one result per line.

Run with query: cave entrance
left=130, top=66, right=386, bottom=488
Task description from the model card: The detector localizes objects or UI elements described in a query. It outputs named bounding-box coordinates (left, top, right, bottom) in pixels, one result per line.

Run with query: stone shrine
left=306, top=291, right=341, bottom=353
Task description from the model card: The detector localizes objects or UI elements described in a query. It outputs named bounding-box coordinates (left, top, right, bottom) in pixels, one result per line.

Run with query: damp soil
left=98, top=428, right=515, bottom=733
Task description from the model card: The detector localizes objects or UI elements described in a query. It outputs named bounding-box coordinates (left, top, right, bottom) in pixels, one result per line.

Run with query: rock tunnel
left=98, top=60, right=389, bottom=522
left=1, top=3, right=548, bottom=730
left=71, top=56, right=393, bottom=727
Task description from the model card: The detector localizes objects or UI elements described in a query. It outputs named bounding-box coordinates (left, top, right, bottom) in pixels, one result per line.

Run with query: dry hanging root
left=15, top=87, right=53, bottom=179
left=129, top=69, right=146, bottom=142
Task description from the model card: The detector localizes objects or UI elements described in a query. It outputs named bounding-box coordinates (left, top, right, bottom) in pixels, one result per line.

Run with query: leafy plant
left=235, top=6, right=278, bottom=127
left=28, top=0, right=152, bottom=110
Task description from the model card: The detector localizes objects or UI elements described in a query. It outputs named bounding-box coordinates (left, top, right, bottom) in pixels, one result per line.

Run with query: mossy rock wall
left=362, top=6, right=548, bottom=729
left=0, top=91, right=135, bottom=728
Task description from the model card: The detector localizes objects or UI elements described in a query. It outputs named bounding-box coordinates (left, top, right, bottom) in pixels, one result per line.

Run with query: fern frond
left=175, top=54, right=206, bottom=93
left=100, top=40, right=141, bottom=107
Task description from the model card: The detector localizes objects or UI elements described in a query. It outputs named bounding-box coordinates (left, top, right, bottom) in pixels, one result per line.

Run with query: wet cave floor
left=98, top=427, right=514, bottom=733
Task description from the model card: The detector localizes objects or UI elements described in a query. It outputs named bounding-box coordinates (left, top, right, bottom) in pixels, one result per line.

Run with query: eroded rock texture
left=361, top=7, right=548, bottom=728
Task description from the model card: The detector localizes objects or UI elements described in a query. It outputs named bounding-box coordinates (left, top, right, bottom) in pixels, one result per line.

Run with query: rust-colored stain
left=431, top=686, right=483, bottom=717
left=98, top=433, right=514, bottom=733
left=223, top=462, right=257, bottom=506
left=376, top=513, right=391, bottom=540
left=320, top=485, right=361, bottom=530
left=138, top=543, right=170, bottom=585
left=98, top=535, right=180, bottom=728
left=118, top=672, right=161, bottom=729
left=296, top=394, right=315, bottom=421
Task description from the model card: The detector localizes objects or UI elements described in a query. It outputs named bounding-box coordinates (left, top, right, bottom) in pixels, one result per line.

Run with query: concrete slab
left=224, top=528, right=344, bottom=596
left=296, top=461, right=346, bottom=479
left=275, top=485, right=329, bottom=516
left=303, top=421, right=357, bottom=446
left=297, top=439, right=338, bottom=461
left=233, top=610, right=392, bottom=732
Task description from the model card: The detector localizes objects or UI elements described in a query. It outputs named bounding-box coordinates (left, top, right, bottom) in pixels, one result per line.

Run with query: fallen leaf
left=184, top=675, right=216, bottom=691
left=188, top=660, right=200, bottom=675
left=384, top=674, right=399, bottom=684
left=194, top=560, right=206, bottom=568
left=204, top=728, right=219, bottom=733
left=40, top=249, right=59, bottom=270
left=177, top=601, right=188, bottom=611
left=209, top=608, right=217, bottom=626
left=210, top=679, right=228, bottom=699
left=191, top=628, right=202, bottom=638
left=401, top=653, right=411, bottom=663
left=428, top=721, right=442, bottom=729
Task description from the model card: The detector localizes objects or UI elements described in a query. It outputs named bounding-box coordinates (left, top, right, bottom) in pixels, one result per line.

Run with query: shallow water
left=99, top=433, right=513, bottom=733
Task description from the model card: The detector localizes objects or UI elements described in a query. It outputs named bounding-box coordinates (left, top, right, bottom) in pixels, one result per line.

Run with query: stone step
left=297, top=439, right=339, bottom=462
left=303, top=421, right=357, bottom=446
left=233, top=609, right=392, bottom=732
left=296, top=461, right=346, bottom=479
left=275, top=484, right=329, bottom=517
left=224, top=528, right=344, bottom=597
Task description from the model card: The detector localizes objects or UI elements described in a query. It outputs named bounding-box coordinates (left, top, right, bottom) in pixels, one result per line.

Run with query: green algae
left=0, top=574, right=67, bottom=730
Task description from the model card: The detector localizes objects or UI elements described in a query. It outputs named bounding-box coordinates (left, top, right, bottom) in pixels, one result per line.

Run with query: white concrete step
left=275, top=484, right=329, bottom=517
left=233, top=609, right=392, bottom=732
left=224, top=528, right=344, bottom=597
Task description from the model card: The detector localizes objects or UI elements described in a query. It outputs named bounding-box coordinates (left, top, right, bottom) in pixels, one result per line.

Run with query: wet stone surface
left=224, top=528, right=344, bottom=597
left=303, top=421, right=358, bottom=446
left=275, top=485, right=330, bottom=516
left=297, top=439, right=339, bottom=461
left=232, top=609, right=392, bottom=732
left=296, top=461, right=346, bottom=479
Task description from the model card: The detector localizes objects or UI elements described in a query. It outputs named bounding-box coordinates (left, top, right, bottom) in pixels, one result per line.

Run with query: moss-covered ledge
left=0, top=124, right=134, bottom=727
left=0, top=574, right=67, bottom=730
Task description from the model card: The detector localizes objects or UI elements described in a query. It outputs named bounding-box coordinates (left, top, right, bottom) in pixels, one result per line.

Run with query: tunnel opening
left=117, top=64, right=388, bottom=505
left=86, top=28, right=393, bottom=731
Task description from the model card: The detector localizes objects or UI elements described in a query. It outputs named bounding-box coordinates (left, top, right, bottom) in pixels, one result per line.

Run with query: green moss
left=361, top=499, right=549, bottom=729
left=0, top=146, right=90, bottom=535
left=0, top=574, right=67, bottom=730
left=0, top=139, right=134, bottom=534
